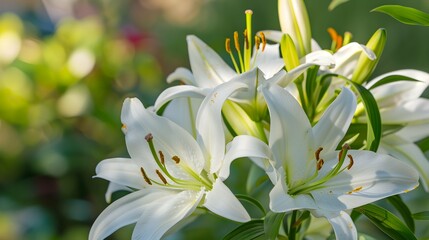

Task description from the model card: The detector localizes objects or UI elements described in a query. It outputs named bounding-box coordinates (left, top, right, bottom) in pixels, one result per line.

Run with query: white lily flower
left=89, top=95, right=251, bottom=240
left=260, top=84, right=419, bottom=240
left=358, top=70, right=429, bottom=191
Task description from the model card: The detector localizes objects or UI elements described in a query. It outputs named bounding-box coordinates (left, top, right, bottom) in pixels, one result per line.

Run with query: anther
left=234, top=31, right=240, bottom=51
left=347, top=154, right=354, bottom=170
left=156, top=170, right=168, bottom=184
left=315, top=147, right=323, bottom=161
left=140, top=167, right=152, bottom=185
left=172, top=156, right=181, bottom=164
left=225, top=38, right=232, bottom=54
left=336, top=35, right=343, bottom=50
left=243, top=29, right=249, bottom=50
left=159, top=151, right=165, bottom=165
left=145, top=133, right=153, bottom=142
left=317, top=159, right=324, bottom=170
left=255, top=36, right=261, bottom=50
left=327, top=28, right=338, bottom=43
left=259, top=32, right=266, bottom=51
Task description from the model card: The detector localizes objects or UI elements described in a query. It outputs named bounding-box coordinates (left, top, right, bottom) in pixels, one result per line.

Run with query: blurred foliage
left=0, top=0, right=429, bottom=239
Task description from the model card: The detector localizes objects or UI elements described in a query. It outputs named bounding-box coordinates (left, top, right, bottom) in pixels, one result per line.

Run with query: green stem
left=289, top=210, right=298, bottom=240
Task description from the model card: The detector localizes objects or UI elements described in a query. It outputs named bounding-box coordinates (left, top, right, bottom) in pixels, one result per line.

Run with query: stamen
left=145, top=133, right=153, bottom=142
left=347, top=154, right=354, bottom=170
left=225, top=38, right=232, bottom=53
left=234, top=31, right=244, bottom=72
left=172, top=156, right=181, bottom=164
left=243, top=29, right=249, bottom=50
left=259, top=32, right=266, bottom=52
left=140, top=167, right=152, bottom=185
left=336, top=35, right=343, bottom=51
left=347, top=186, right=363, bottom=194
left=159, top=151, right=165, bottom=165
left=255, top=36, right=261, bottom=50
left=317, top=159, right=324, bottom=170
left=225, top=38, right=240, bottom=73
left=343, top=31, right=353, bottom=45
left=315, top=147, right=323, bottom=161
left=156, top=169, right=168, bottom=184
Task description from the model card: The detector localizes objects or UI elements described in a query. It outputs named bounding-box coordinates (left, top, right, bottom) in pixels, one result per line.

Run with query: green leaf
left=412, top=211, right=429, bottom=220
left=328, top=0, right=350, bottom=11
left=355, top=204, right=417, bottom=240
left=348, top=81, right=382, bottom=152
left=416, top=136, right=429, bottom=152
left=368, top=75, right=420, bottom=90
left=246, top=164, right=269, bottom=194
left=223, top=220, right=265, bottom=240
left=264, top=211, right=286, bottom=240
left=387, top=195, right=415, bottom=232
left=236, top=194, right=266, bottom=217
left=372, top=5, right=429, bottom=26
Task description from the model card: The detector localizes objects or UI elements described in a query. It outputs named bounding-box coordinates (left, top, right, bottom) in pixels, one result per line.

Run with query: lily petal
left=196, top=80, right=248, bottom=173
left=313, top=87, right=356, bottom=153
left=313, top=210, right=357, bottom=240
left=253, top=43, right=284, bottom=78
left=204, top=178, right=251, bottom=222
left=219, top=135, right=274, bottom=182
left=262, top=83, right=315, bottom=185
left=187, top=35, right=236, bottom=88
left=121, top=98, right=205, bottom=176
left=90, top=188, right=202, bottom=240
left=311, top=150, right=419, bottom=211
left=379, top=135, right=429, bottom=191
left=131, top=189, right=204, bottom=240
left=105, top=182, right=131, bottom=203
left=269, top=171, right=317, bottom=212
left=330, top=42, right=375, bottom=78
left=379, top=98, right=429, bottom=124
left=161, top=97, right=202, bottom=138
left=166, top=67, right=196, bottom=85
left=95, top=157, right=145, bottom=190
left=153, top=85, right=207, bottom=111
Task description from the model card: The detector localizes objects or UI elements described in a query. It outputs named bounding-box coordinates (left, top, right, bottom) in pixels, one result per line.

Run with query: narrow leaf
left=356, top=204, right=417, bottom=240
left=372, top=5, right=429, bottom=26
left=368, top=75, right=420, bottom=90
left=416, top=135, right=429, bottom=152
left=347, top=80, right=382, bottom=151
left=412, top=211, right=429, bottom=220
left=236, top=194, right=266, bottom=217
left=223, top=220, right=265, bottom=240
left=264, top=211, right=286, bottom=240
left=387, top=195, right=415, bottom=232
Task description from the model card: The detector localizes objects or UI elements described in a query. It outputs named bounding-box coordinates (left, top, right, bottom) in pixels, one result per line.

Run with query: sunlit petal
left=166, top=67, right=197, bottom=85
left=204, top=178, right=250, bottom=222
left=95, top=157, right=145, bottom=190
left=153, top=85, right=207, bottom=111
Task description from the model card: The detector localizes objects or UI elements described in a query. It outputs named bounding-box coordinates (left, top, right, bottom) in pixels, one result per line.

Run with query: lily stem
left=289, top=210, right=298, bottom=240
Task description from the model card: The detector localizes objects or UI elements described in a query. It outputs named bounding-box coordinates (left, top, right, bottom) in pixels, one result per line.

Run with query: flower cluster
left=90, top=0, right=429, bottom=239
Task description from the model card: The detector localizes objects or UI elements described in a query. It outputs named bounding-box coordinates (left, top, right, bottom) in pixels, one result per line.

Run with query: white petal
left=131, top=189, right=204, bottom=240
left=269, top=171, right=317, bottom=212
left=262, top=83, right=315, bottom=185
left=204, top=178, right=250, bottom=222
left=330, top=42, right=375, bottom=78
left=196, top=80, right=248, bottom=173
left=161, top=98, right=203, bottom=138
left=311, top=39, right=322, bottom=51
left=396, top=122, right=429, bottom=142
left=366, top=69, right=429, bottom=91
left=153, top=85, right=207, bottom=111
left=121, top=98, right=205, bottom=176
left=259, top=30, right=283, bottom=42
left=311, top=150, right=419, bottom=211
left=105, top=182, right=131, bottom=203
left=313, top=87, right=356, bottom=153
left=270, top=50, right=334, bottom=87
left=89, top=188, right=202, bottom=240
left=95, top=157, right=145, bottom=190
left=187, top=35, right=236, bottom=88
left=219, top=135, right=275, bottom=182
left=380, top=98, right=429, bottom=124
left=379, top=136, right=429, bottom=191
left=253, top=43, right=284, bottom=78
left=166, top=67, right=196, bottom=85
left=312, top=210, right=357, bottom=240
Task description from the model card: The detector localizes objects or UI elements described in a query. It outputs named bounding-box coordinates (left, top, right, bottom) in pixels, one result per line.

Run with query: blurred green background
left=0, top=0, right=428, bottom=239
